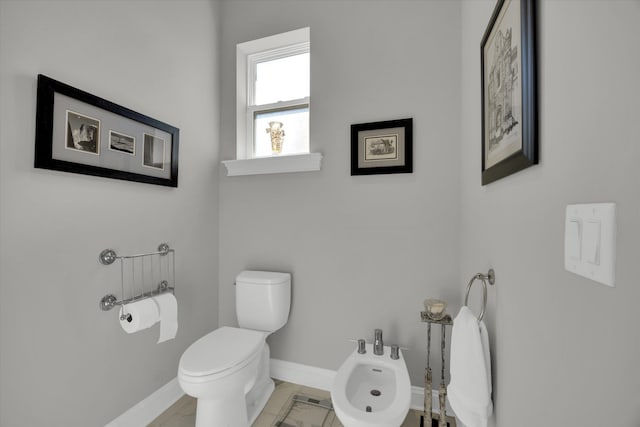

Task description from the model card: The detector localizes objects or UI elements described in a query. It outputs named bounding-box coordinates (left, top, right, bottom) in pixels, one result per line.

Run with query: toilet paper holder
left=100, top=280, right=172, bottom=314
left=99, top=243, right=175, bottom=315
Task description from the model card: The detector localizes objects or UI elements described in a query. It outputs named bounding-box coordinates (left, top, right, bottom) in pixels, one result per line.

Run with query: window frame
left=236, top=27, right=310, bottom=160
left=226, top=27, right=321, bottom=176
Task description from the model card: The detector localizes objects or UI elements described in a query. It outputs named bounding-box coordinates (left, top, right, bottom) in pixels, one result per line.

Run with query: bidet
left=331, top=343, right=411, bottom=427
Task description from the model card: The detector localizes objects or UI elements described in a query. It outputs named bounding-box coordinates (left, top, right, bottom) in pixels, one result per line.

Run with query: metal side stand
left=420, top=312, right=456, bottom=427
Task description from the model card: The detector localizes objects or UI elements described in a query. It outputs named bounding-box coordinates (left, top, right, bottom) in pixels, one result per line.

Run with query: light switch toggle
left=567, top=219, right=581, bottom=260
left=583, top=220, right=601, bottom=265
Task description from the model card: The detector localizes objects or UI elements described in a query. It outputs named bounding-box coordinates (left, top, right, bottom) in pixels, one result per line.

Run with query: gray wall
left=219, top=0, right=462, bottom=386
left=460, top=1, right=640, bottom=426
left=0, top=1, right=220, bottom=425
left=3, top=1, right=638, bottom=426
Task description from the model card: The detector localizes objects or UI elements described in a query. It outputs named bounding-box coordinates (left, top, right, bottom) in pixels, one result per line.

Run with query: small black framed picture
left=35, top=74, right=179, bottom=187
left=351, top=118, right=413, bottom=175
left=481, top=0, right=538, bottom=185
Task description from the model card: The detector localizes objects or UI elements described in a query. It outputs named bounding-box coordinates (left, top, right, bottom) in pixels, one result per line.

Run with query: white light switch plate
left=564, top=203, right=616, bottom=287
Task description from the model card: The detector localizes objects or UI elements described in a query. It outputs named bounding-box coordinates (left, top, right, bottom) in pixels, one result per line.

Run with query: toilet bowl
left=178, top=271, right=291, bottom=427
left=178, top=327, right=273, bottom=426
left=331, top=343, right=411, bottom=427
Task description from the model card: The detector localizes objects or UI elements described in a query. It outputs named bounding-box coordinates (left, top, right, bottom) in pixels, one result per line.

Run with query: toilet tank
left=235, top=271, right=291, bottom=333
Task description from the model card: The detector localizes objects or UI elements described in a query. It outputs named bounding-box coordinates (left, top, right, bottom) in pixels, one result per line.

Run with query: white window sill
left=222, top=153, right=322, bottom=177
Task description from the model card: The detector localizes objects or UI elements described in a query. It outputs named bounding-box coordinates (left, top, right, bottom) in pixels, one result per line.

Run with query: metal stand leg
left=424, top=323, right=432, bottom=424
left=439, top=324, right=447, bottom=427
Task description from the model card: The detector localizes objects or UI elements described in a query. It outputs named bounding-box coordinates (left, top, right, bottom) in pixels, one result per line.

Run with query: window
left=224, top=27, right=321, bottom=176
left=250, top=49, right=309, bottom=157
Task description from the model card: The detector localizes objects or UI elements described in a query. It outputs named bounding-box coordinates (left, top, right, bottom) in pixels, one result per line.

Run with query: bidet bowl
left=331, top=343, right=411, bottom=427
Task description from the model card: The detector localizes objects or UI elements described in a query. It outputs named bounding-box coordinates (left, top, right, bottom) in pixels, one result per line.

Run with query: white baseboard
left=104, top=377, right=183, bottom=427
left=105, top=359, right=454, bottom=426
left=270, top=358, right=337, bottom=391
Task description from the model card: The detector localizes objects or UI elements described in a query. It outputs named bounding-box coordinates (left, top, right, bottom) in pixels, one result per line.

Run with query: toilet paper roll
left=119, top=299, right=160, bottom=334
left=153, top=293, right=178, bottom=343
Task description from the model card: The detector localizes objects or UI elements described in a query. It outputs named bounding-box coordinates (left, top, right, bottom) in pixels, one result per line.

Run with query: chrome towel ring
left=464, top=269, right=495, bottom=321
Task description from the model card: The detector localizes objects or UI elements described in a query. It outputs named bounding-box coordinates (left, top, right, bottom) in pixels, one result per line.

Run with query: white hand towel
left=448, top=306, right=493, bottom=427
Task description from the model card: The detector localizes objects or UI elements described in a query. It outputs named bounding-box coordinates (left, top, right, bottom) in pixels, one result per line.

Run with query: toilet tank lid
left=236, top=270, right=290, bottom=285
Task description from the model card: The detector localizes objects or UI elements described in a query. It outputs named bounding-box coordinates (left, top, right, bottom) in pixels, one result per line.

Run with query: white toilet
left=178, top=271, right=291, bottom=427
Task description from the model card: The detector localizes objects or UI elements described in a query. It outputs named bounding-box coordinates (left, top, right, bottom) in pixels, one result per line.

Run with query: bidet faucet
left=390, top=345, right=399, bottom=360
left=373, top=329, right=384, bottom=355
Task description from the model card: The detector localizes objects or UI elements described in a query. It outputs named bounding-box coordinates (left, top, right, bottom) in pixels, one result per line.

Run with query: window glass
left=254, top=52, right=310, bottom=106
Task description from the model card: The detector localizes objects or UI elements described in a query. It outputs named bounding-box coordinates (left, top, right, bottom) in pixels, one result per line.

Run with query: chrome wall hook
left=99, top=249, right=117, bottom=265
left=158, top=243, right=170, bottom=255
left=100, top=294, right=118, bottom=311
left=486, top=268, right=495, bottom=285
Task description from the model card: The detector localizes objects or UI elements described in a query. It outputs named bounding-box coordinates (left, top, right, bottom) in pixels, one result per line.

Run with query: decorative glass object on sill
left=266, top=121, right=285, bottom=155
left=254, top=106, right=309, bottom=157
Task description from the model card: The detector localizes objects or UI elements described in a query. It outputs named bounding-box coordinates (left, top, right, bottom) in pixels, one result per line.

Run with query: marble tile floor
left=148, top=380, right=426, bottom=427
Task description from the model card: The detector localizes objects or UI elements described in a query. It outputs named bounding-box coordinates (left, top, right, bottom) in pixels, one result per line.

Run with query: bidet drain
left=370, top=389, right=381, bottom=397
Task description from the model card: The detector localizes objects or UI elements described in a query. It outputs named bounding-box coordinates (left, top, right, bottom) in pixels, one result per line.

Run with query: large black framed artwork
left=351, top=118, right=413, bottom=176
left=481, top=0, right=537, bottom=185
left=35, top=74, right=179, bottom=187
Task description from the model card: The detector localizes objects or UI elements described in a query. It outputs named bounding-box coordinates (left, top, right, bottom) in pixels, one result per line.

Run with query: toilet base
left=246, top=376, right=274, bottom=425
left=192, top=374, right=274, bottom=427
left=186, top=343, right=275, bottom=427
left=195, top=388, right=247, bottom=427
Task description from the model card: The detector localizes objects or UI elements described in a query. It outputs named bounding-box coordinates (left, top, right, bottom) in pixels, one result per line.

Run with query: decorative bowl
left=424, top=299, right=447, bottom=320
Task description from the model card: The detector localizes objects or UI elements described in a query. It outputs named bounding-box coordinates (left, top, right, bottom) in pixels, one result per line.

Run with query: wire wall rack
left=98, top=243, right=175, bottom=315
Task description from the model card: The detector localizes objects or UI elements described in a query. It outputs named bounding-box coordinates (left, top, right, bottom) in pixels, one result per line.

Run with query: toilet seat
left=179, top=326, right=266, bottom=380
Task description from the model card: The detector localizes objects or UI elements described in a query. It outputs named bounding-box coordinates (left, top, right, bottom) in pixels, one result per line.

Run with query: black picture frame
left=481, top=0, right=537, bottom=185
left=35, top=74, right=179, bottom=187
left=351, top=118, right=413, bottom=176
